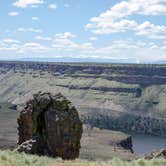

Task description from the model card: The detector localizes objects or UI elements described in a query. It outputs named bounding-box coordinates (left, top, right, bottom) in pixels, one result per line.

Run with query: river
left=131, top=133, right=166, bottom=155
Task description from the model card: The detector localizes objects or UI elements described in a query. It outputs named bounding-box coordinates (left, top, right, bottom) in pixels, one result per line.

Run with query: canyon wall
left=0, top=61, right=166, bottom=136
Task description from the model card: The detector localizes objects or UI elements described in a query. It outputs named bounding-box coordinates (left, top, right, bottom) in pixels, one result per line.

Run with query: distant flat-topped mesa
left=0, top=61, right=166, bottom=75
left=1, top=61, right=166, bottom=85
left=16, top=92, right=83, bottom=160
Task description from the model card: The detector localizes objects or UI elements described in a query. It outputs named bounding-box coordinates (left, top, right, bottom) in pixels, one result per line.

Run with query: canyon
left=0, top=61, right=166, bottom=136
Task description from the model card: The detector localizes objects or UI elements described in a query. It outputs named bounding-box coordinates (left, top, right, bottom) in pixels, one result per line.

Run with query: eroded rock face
left=144, top=149, right=166, bottom=159
left=16, top=92, right=83, bottom=159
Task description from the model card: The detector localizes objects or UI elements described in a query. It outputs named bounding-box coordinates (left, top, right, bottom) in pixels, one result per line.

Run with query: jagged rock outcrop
left=117, top=136, right=133, bottom=153
left=16, top=92, right=83, bottom=160
left=144, top=149, right=166, bottom=159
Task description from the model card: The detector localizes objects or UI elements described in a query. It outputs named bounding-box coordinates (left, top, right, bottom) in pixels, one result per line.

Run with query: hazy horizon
left=0, top=57, right=166, bottom=64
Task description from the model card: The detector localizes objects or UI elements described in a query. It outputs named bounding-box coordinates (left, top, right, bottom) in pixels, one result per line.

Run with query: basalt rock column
left=17, top=92, right=83, bottom=160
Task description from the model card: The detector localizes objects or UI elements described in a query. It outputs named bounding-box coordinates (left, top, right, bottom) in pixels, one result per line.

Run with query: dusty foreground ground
left=0, top=103, right=135, bottom=161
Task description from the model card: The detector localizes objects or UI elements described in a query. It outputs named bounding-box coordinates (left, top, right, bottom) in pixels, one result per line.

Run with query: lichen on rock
left=16, top=92, right=83, bottom=160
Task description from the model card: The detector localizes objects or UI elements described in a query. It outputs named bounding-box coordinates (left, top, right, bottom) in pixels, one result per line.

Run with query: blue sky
left=0, top=0, right=166, bottom=63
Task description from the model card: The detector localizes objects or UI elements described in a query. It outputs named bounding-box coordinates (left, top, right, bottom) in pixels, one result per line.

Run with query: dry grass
left=48, top=161, right=112, bottom=166
left=0, top=150, right=166, bottom=166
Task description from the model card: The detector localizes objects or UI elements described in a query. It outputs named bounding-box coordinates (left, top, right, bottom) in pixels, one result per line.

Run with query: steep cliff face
left=0, top=61, right=166, bottom=136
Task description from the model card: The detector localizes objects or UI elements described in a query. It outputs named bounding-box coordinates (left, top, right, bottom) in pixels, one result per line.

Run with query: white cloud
left=8, top=12, right=19, bottom=16
left=87, top=19, right=137, bottom=34
left=88, top=18, right=166, bottom=39
left=17, top=27, right=43, bottom=33
left=99, top=0, right=166, bottom=19
left=0, top=35, right=165, bottom=63
left=2, top=38, right=20, bottom=44
left=0, top=39, right=21, bottom=52
left=32, top=17, right=39, bottom=21
left=86, top=0, right=166, bottom=39
left=88, top=40, right=166, bottom=62
left=55, top=32, right=76, bottom=39
left=136, top=21, right=166, bottom=39
left=35, top=35, right=51, bottom=41
left=52, top=35, right=77, bottom=50
left=13, top=0, right=44, bottom=8
left=51, top=36, right=166, bottom=62
left=52, top=32, right=94, bottom=52
left=48, top=4, right=57, bottom=10
left=0, top=39, right=47, bottom=57
left=0, top=46, right=19, bottom=51
left=20, top=42, right=47, bottom=53
left=89, top=37, right=98, bottom=41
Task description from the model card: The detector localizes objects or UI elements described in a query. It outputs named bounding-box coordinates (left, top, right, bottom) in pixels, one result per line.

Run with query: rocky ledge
left=116, top=136, right=133, bottom=153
